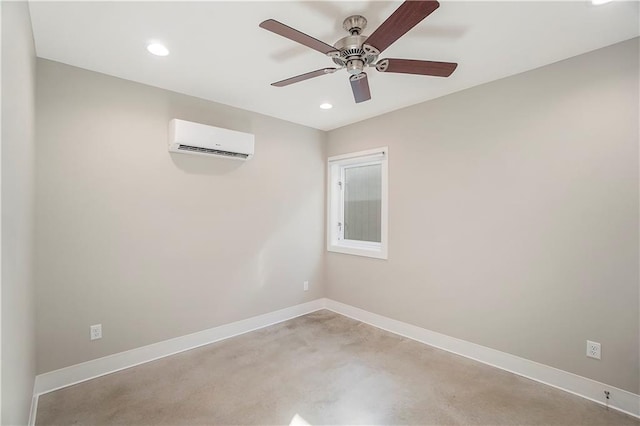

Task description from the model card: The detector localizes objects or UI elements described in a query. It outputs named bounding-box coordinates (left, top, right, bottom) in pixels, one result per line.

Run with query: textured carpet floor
left=36, top=310, right=638, bottom=425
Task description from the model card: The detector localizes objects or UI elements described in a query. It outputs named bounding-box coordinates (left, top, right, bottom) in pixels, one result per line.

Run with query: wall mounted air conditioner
left=169, top=119, right=254, bottom=160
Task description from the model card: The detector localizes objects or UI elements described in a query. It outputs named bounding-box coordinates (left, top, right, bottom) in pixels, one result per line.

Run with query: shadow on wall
left=169, top=152, right=246, bottom=176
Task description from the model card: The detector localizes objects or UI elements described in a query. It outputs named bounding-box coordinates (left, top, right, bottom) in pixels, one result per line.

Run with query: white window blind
left=327, top=147, right=388, bottom=259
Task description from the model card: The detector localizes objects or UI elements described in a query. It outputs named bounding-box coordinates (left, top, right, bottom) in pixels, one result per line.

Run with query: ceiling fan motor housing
left=331, top=33, right=379, bottom=73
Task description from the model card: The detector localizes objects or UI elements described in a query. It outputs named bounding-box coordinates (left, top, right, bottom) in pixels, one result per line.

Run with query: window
left=327, top=147, right=388, bottom=259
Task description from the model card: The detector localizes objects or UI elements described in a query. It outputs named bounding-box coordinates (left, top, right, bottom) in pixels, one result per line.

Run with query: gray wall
left=32, top=35, right=639, bottom=396
left=1, top=1, right=37, bottom=424
left=35, top=59, right=326, bottom=373
left=326, top=38, right=639, bottom=393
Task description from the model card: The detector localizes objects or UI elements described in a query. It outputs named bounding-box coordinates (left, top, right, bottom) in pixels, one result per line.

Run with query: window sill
left=327, top=244, right=388, bottom=260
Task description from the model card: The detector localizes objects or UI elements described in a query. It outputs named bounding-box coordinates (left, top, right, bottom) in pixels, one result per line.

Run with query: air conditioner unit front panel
left=168, top=119, right=255, bottom=160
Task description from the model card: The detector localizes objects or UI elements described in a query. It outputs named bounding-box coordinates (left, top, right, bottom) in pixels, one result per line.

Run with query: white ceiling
left=29, top=1, right=639, bottom=131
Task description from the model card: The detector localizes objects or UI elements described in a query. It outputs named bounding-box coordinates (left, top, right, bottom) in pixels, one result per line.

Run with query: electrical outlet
left=586, top=340, right=601, bottom=359
left=303, top=281, right=309, bottom=291
left=90, top=324, right=102, bottom=341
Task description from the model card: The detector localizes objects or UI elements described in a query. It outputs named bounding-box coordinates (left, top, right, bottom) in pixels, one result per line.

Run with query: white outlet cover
left=90, top=324, right=102, bottom=340
left=303, top=281, right=309, bottom=291
left=586, top=340, right=601, bottom=360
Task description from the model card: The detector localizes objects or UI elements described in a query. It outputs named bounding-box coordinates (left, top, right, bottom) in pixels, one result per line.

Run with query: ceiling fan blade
left=363, top=1, right=440, bottom=55
left=272, top=68, right=338, bottom=87
left=260, top=19, right=338, bottom=55
left=376, top=58, right=457, bottom=77
left=349, top=73, right=371, bottom=103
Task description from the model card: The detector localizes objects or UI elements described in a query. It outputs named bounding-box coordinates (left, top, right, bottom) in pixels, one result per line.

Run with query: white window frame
left=327, top=147, right=388, bottom=260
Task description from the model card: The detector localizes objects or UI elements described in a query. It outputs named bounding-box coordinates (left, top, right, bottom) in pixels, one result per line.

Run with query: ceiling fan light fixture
left=147, top=43, right=170, bottom=56
left=346, top=59, right=365, bottom=75
left=319, top=103, right=333, bottom=110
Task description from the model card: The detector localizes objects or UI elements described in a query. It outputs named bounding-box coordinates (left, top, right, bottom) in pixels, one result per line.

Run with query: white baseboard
left=324, top=299, right=640, bottom=419
left=30, top=297, right=639, bottom=424
left=33, top=299, right=325, bottom=397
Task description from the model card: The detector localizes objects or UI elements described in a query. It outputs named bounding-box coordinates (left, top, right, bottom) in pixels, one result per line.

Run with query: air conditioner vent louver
left=178, top=145, right=249, bottom=159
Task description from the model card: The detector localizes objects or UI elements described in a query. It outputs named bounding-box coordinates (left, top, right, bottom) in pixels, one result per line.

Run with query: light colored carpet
left=36, top=310, right=638, bottom=425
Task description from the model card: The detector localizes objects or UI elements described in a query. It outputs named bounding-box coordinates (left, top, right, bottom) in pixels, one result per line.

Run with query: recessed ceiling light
left=319, top=103, right=333, bottom=110
left=147, top=43, right=169, bottom=56
left=591, top=0, right=613, bottom=5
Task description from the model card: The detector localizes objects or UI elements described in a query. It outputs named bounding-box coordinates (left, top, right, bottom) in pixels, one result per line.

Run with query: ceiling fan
left=259, top=0, right=458, bottom=104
